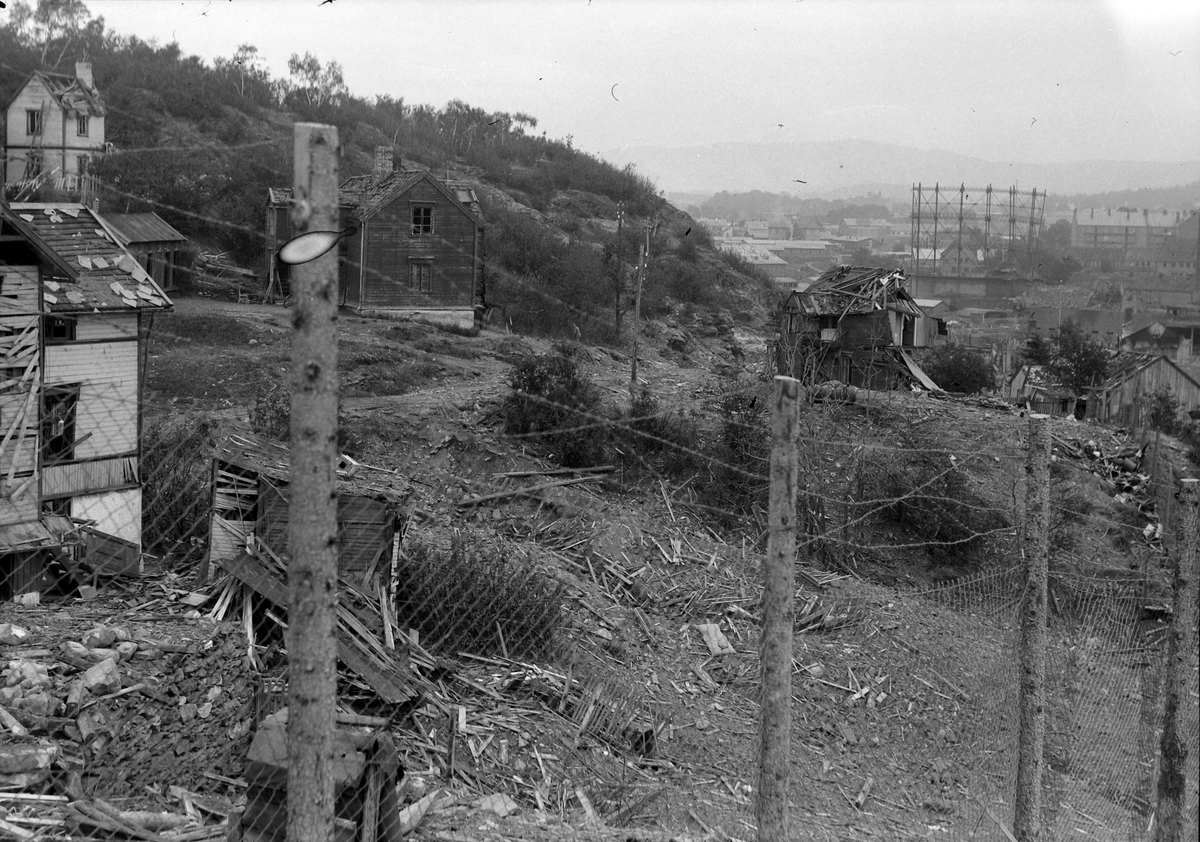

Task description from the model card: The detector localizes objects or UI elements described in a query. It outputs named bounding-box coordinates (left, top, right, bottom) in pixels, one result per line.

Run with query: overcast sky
left=80, top=0, right=1200, bottom=165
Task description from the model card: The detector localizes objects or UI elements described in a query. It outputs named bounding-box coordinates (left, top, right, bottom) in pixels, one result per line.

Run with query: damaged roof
left=12, top=70, right=106, bottom=116
left=1098, top=352, right=1200, bottom=393
left=216, top=431, right=411, bottom=503
left=7, top=202, right=173, bottom=312
left=790, top=265, right=924, bottom=319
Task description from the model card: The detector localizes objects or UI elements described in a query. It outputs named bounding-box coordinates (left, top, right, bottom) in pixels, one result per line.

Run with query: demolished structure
left=774, top=265, right=942, bottom=389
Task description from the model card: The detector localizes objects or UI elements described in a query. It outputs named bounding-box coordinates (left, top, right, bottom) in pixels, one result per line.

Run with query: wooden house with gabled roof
left=266, top=146, right=484, bottom=328
left=0, top=200, right=171, bottom=597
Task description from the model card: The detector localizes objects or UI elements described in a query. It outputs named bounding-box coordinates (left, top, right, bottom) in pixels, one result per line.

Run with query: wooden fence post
left=757, top=375, right=799, bottom=842
left=1156, top=478, right=1199, bottom=841
left=287, top=122, right=340, bottom=842
left=1014, top=413, right=1050, bottom=841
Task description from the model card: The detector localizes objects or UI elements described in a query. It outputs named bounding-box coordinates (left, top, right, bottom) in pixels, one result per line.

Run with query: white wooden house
left=0, top=200, right=170, bottom=596
left=3, top=62, right=105, bottom=199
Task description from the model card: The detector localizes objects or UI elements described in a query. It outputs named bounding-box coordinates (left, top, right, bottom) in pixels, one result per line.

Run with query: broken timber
left=218, top=551, right=423, bottom=705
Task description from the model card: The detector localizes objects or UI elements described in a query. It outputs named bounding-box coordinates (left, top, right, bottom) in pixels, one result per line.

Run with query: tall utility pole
left=630, top=223, right=648, bottom=390
left=287, top=122, right=340, bottom=842
left=614, top=202, right=624, bottom=334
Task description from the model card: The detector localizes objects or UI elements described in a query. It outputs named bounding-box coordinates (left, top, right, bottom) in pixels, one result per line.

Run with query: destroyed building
left=774, top=265, right=942, bottom=389
left=0, top=200, right=172, bottom=598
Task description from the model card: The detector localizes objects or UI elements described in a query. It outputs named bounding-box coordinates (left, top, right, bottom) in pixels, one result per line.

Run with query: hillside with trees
left=1, top=0, right=778, bottom=342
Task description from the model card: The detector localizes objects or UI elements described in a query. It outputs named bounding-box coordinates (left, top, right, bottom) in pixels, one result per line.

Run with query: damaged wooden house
left=0, top=200, right=172, bottom=598
left=206, top=431, right=427, bottom=707
left=774, top=265, right=943, bottom=389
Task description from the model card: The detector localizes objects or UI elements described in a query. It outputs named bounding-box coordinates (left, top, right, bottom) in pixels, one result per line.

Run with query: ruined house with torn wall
left=0, top=200, right=172, bottom=598
left=774, top=265, right=943, bottom=389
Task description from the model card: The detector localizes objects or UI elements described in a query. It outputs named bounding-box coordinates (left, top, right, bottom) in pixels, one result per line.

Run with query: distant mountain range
left=604, top=139, right=1200, bottom=201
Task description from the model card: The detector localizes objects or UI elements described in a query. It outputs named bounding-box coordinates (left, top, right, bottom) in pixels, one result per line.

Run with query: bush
left=689, top=384, right=769, bottom=529
left=504, top=346, right=606, bottom=467
left=613, top=387, right=703, bottom=477
left=921, top=344, right=995, bottom=394
left=394, top=532, right=564, bottom=658
left=1147, top=386, right=1181, bottom=434
left=141, top=413, right=220, bottom=567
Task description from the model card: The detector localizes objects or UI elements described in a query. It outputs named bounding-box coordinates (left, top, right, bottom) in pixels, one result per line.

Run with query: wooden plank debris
left=695, top=623, right=735, bottom=656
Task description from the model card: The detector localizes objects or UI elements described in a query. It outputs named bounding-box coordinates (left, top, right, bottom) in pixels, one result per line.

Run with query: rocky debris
left=0, top=623, right=30, bottom=646
left=1, top=660, right=58, bottom=720
left=0, top=739, right=59, bottom=788
left=82, top=658, right=121, bottom=695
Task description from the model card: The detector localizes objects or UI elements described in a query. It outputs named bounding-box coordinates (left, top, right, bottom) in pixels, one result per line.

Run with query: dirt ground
left=1, top=294, right=1191, bottom=841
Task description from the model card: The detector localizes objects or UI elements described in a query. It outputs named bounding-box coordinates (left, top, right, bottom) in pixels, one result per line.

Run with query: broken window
left=411, top=204, right=433, bottom=236
left=42, top=385, right=80, bottom=464
left=409, top=261, right=432, bottom=292
left=77, top=114, right=89, bottom=137
left=26, top=109, right=42, bottom=135
left=44, top=315, right=76, bottom=343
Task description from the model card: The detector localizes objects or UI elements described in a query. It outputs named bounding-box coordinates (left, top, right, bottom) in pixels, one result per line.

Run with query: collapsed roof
left=794, top=265, right=924, bottom=319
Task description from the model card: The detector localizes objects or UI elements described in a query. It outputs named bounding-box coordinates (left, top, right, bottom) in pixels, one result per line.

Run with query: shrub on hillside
left=395, top=532, right=564, bottom=658
left=921, top=344, right=995, bottom=394
left=504, top=346, right=606, bottom=467
left=614, top=387, right=703, bottom=477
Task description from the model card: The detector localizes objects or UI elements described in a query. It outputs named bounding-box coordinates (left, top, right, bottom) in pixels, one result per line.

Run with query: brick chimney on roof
left=373, top=146, right=393, bottom=180
left=75, top=61, right=93, bottom=89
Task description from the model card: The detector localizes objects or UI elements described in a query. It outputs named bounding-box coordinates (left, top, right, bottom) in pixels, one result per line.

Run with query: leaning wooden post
left=1014, top=413, right=1050, bottom=842
left=757, top=375, right=799, bottom=842
left=1156, top=478, right=1199, bottom=842
left=286, top=122, right=340, bottom=842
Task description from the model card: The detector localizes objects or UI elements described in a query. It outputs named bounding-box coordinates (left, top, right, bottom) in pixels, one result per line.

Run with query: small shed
left=103, top=212, right=188, bottom=291
left=207, top=432, right=411, bottom=599
left=1087, top=353, right=1200, bottom=426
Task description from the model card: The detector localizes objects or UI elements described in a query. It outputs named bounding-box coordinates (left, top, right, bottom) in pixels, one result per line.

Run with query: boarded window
left=411, top=205, right=433, bottom=236
left=26, top=109, right=42, bottom=135
left=42, top=385, right=80, bottom=464
left=409, top=261, right=432, bottom=292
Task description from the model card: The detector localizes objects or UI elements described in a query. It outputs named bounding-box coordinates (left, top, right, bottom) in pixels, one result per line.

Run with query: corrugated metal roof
left=103, top=212, right=187, bottom=245
left=9, top=202, right=173, bottom=313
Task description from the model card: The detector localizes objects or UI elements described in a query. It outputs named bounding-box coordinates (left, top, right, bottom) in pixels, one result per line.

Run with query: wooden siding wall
left=0, top=266, right=41, bottom=527
left=362, top=181, right=477, bottom=310
left=44, top=336, right=138, bottom=459
left=71, top=488, right=140, bottom=544
left=1097, top=359, right=1200, bottom=421
left=840, top=312, right=892, bottom=348
left=74, top=312, right=138, bottom=341
left=42, top=455, right=138, bottom=499
left=257, top=480, right=395, bottom=574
